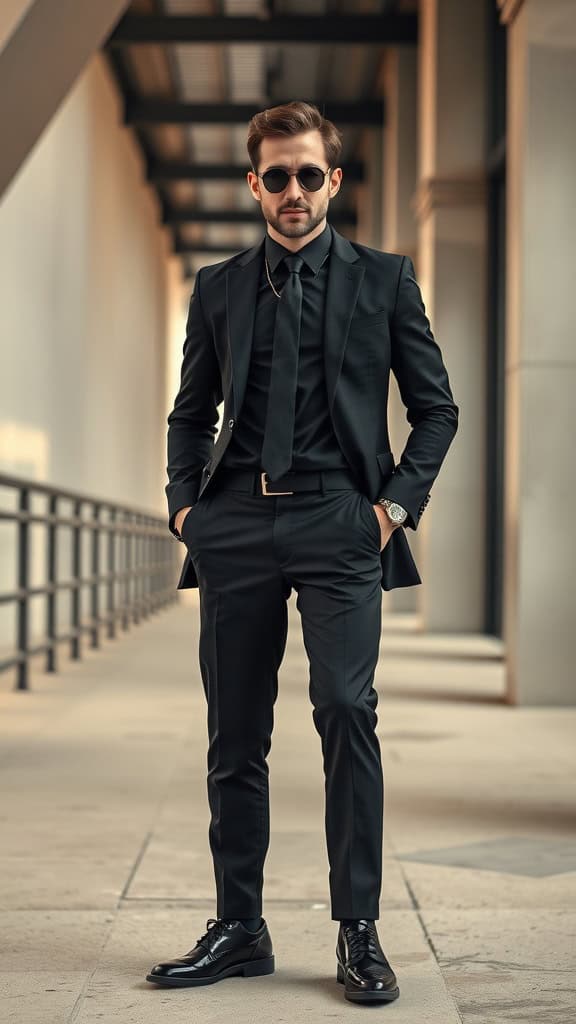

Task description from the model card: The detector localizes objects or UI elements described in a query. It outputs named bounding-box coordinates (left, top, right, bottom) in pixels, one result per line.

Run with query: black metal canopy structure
left=125, top=99, right=385, bottom=125
left=104, top=0, right=418, bottom=280
left=108, top=13, right=418, bottom=44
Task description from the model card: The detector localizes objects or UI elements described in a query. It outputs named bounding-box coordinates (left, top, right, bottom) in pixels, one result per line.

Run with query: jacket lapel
left=224, top=225, right=364, bottom=417
left=225, top=237, right=265, bottom=418
left=323, top=227, right=365, bottom=411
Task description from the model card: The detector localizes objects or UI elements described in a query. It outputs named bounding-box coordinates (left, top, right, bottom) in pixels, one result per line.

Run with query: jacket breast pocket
left=349, top=310, right=389, bottom=331
left=348, top=313, right=391, bottom=367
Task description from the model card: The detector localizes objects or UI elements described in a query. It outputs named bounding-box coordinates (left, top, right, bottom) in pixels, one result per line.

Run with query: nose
left=283, top=173, right=304, bottom=203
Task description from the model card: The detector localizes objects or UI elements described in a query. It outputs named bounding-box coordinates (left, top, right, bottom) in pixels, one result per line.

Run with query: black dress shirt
left=220, top=221, right=351, bottom=473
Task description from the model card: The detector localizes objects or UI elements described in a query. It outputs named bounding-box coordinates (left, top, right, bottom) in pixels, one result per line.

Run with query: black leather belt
left=212, top=467, right=360, bottom=496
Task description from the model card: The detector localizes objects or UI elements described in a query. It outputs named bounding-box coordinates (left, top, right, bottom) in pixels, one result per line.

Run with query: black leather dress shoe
left=146, top=917, right=275, bottom=987
left=336, top=919, right=400, bottom=1003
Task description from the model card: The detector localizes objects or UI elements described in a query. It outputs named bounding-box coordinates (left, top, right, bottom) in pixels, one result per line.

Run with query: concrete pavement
left=0, top=596, right=574, bottom=1023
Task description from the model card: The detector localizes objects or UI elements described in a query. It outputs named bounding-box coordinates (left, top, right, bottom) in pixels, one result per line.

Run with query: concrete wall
left=0, top=51, right=186, bottom=647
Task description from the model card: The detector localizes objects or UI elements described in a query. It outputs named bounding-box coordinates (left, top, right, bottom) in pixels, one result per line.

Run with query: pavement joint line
left=68, top=964, right=100, bottom=1023
left=389, top=839, right=465, bottom=1024
left=388, top=839, right=440, bottom=957
left=118, top=830, right=154, bottom=906
left=117, top=896, right=406, bottom=908
left=66, top=914, right=117, bottom=1024
left=114, top=730, right=194, bottom=907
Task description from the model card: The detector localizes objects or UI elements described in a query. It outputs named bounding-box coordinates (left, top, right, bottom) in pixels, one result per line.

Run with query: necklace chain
left=265, top=249, right=328, bottom=297
left=265, top=256, right=282, bottom=298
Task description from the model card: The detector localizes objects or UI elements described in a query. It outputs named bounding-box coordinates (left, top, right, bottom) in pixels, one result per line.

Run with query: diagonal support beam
left=0, top=0, right=130, bottom=200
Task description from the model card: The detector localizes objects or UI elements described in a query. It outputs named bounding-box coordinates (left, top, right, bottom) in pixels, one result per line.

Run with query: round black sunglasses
left=256, top=165, right=331, bottom=193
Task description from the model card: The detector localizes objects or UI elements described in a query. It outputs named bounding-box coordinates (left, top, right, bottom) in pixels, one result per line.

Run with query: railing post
left=71, top=498, right=82, bottom=661
left=139, top=516, right=146, bottom=618
left=90, top=503, right=101, bottom=649
left=46, top=493, right=58, bottom=674
left=147, top=517, right=153, bottom=616
left=154, top=525, right=160, bottom=613
left=16, top=488, right=30, bottom=691
left=130, top=513, right=138, bottom=626
left=107, top=507, right=116, bottom=640
left=149, top=521, right=154, bottom=614
left=121, top=510, right=130, bottom=632
left=134, top=513, right=141, bottom=624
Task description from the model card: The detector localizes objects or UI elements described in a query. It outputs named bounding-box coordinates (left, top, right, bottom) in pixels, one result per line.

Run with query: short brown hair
left=247, top=101, right=343, bottom=173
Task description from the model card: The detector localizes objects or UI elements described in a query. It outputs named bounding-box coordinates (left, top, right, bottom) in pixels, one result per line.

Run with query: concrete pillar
left=415, top=0, right=488, bottom=632
left=381, top=48, right=418, bottom=261
left=380, top=47, right=420, bottom=615
left=0, top=0, right=130, bottom=199
left=498, top=0, right=576, bottom=704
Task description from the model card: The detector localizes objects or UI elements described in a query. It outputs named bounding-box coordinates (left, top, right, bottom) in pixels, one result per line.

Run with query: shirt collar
left=264, top=221, right=332, bottom=276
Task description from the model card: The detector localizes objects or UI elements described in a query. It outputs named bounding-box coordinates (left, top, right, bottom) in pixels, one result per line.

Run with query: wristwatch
left=377, top=498, right=408, bottom=526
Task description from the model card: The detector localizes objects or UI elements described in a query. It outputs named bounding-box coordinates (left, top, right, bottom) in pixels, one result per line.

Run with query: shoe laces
left=194, top=917, right=233, bottom=951
left=343, top=920, right=387, bottom=964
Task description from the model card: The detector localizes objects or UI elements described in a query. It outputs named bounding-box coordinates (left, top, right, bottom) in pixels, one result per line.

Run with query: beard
left=263, top=197, right=329, bottom=238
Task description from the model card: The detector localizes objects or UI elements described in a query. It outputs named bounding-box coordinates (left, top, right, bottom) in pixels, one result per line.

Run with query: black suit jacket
left=166, top=225, right=459, bottom=591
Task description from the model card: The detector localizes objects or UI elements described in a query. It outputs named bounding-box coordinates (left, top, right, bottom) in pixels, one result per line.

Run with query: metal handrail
left=0, top=472, right=179, bottom=691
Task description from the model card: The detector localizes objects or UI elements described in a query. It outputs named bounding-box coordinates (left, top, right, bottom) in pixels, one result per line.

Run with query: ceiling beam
left=148, top=159, right=365, bottom=182
left=175, top=242, right=259, bottom=255
left=127, top=99, right=384, bottom=126
left=108, top=14, right=418, bottom=45
left=164, top=208, right=357, bottom=226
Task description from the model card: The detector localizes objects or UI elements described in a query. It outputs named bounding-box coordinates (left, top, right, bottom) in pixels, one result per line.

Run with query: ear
left=328, top=167, right=343, bottom=199
left=247, top=170, right=261, bottom=201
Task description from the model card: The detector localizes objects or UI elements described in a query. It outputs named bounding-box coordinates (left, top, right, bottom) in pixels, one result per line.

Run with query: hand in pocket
left=175, top=505, right=194, bottom=538
left=371, top=503, right=398, bottom=553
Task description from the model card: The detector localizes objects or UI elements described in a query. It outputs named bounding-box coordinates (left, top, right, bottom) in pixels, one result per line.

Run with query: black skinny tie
left=261, top=253, right=305, bottom=481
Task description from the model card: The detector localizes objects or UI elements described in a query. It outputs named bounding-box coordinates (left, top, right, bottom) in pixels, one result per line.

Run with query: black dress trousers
left=180, top=476, right=385, bottom=922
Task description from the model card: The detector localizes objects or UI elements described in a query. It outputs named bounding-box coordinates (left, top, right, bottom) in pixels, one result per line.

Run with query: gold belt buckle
left=260, top=471, right=294, bottom=496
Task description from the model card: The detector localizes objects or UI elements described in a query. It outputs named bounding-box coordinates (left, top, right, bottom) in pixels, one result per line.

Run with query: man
left=147, top=101, right=458, bottom=1004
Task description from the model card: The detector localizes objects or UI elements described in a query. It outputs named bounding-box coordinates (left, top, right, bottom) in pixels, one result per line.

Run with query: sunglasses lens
left=260, top=166, right=328, bottom=192
left=298, top=167, right=326, bottom=191
left=262, top=169, right=289, bottom=192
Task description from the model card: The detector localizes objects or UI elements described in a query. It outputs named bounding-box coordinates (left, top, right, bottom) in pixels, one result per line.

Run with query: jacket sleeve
left=377, top=255, right=459, bottom=530
left=165, top=268, right=223, bottom=540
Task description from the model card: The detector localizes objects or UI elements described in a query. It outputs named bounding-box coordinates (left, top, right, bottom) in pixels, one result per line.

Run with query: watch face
left=388, top=502, right=407, bottom=523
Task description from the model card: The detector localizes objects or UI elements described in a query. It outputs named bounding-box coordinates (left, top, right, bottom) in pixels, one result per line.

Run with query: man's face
left=247, top=129, right=342, bottom=241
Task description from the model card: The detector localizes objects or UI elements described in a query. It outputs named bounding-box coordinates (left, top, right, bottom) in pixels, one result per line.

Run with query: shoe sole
left=336, top=960, right=400, bottom=1002
left=145, top=954, right=275, bottom=987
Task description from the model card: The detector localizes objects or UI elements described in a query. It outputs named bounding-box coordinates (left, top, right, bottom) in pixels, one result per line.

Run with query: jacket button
left=228, top=418, right=235, bottom=428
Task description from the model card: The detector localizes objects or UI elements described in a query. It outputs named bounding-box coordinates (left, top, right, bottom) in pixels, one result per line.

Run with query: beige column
left=415, top=0, right=488, bottom=631
left=498, top=0, right=576, bottom=704
left=380, top=47, right=419, bottom=614
left=381, top=48, right=418, bottom=261
left=0, top=0, right=130, bottom=199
